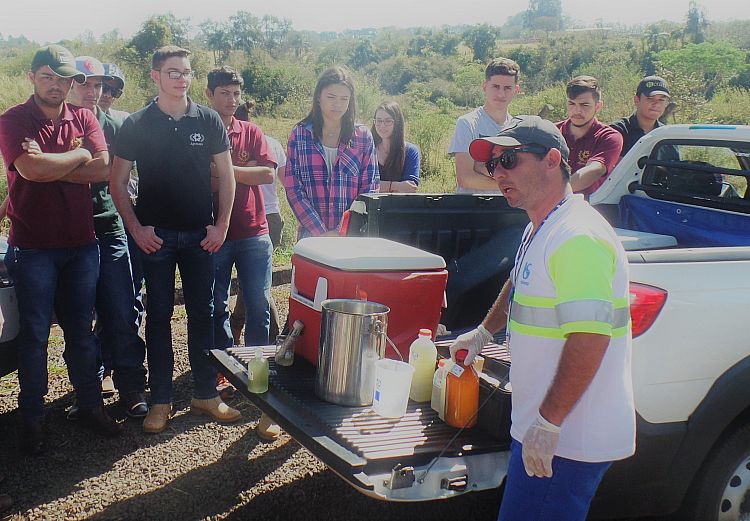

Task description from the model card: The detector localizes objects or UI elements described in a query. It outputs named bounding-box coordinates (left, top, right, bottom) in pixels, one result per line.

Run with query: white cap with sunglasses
left=469, top=115, right=570, bottom=174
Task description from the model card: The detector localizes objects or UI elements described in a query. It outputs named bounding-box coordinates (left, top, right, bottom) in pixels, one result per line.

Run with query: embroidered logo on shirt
left=70, top=137, right=83, bottom=150
left=237, top=150, right=250, bottom=163
left=521, top=262, right=532, bottom=285
left=189, top=133, right=205, bottom=146
left=578, top=150, right=591, bottom=164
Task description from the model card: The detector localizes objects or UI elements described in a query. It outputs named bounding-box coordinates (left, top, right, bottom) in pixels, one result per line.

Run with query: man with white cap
left=99, top=63, right=129, bottom=123
left=0, top=44, right=121, bottom=454
left=67, top=55, right=148, bottom=420
left=449, top=115, right=636, bottom=520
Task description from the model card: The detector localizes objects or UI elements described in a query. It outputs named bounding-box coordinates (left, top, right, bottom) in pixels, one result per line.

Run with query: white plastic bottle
left=431, top=358, right=447, bottom=416
left=408, top=329, right=438, bottom=402
left=247, top=347, right=269, bottom=393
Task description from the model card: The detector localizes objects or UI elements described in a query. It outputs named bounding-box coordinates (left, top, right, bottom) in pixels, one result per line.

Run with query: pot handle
left=373, top=320, right=405, bottom=361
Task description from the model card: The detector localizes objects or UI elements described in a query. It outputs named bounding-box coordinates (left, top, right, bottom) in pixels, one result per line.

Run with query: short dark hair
left=566, top=75, right=601, bottom=102
left=151, top=45, right=191, bottom=71
left=485, top=58, right=520, bottom=82
left=207, top=66, right=243, bottom=92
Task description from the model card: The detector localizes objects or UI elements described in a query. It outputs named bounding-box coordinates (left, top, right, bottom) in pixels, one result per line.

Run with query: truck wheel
left=683, top=423, right=750, bottom=521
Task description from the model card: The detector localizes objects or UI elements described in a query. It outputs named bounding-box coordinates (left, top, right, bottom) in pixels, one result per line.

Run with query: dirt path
left=0, top=287, right=503, bottom=521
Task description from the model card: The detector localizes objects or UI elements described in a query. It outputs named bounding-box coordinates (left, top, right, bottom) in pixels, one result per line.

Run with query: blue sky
left=2, top=0, right=748, bottom=44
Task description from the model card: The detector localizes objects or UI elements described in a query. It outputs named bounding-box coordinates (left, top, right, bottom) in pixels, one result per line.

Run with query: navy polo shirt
left=609, top=112, right=679, bottom=161
left=115, top=98, right=230, bottom=231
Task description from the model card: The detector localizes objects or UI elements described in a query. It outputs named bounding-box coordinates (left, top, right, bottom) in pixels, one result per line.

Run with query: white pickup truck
left=213, top=123, right=750, bottom=520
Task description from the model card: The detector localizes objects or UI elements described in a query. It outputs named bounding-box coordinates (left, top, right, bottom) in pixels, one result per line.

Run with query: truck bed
left=209, top=341, right=513, bottom=501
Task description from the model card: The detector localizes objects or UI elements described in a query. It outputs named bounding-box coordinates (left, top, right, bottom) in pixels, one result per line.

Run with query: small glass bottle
left=274, top=334, right=294, bottom=367
left=247, top=346, right=269, bottom=393
left=444, top=349, right=479, bottom=429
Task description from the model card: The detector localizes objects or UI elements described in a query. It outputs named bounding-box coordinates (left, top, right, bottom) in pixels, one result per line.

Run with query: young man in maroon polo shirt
left=556, top=75, right=623, bottom=198
left=0, top=44, right=122, bottom=454
left=205, top=66, right=282, bottom=440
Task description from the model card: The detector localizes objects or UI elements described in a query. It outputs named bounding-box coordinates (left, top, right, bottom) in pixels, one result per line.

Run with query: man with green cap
left=0, top=44, right=121, bottom=455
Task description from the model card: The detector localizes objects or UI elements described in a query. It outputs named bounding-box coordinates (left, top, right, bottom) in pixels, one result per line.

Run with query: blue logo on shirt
left=522, top=262, right=532, bottom=281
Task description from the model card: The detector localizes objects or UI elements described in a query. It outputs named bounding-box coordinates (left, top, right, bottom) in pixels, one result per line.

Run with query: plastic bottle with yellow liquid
left=408, top=329, right=438, bottom=402
left=247, top=347, right=269, bottom=393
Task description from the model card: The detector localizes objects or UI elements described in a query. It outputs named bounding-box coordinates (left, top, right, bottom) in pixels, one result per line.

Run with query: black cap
left=469, top=115, right=570, bottom=163
left=636, top=75, right=670, bottom=98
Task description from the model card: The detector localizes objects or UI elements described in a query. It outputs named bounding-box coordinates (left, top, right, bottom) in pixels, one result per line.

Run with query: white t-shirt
left=261, top=135, right=287, bottom=216
left=448, top=107, right=512, bottom=194
left=507, top=194, right=636, bottom=462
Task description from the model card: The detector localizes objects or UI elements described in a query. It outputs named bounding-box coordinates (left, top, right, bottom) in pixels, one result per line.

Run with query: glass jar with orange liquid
left=444, top=349, right=479, bottom=428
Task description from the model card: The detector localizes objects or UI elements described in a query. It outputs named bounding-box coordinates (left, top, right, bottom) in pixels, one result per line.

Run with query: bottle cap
left=419, top=328, right=432, bottom=337
left=455, top=349, right=469, bottom=364
left=437, top=358, right=446, bottom=367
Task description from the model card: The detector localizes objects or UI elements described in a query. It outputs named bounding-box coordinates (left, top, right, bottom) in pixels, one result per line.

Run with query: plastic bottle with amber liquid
left=444, top=349, right=479, bottom=428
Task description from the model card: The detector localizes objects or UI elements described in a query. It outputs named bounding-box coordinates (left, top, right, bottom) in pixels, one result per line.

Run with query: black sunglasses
left=485, top=146, right=549, bottom=176
left=102, top=83, right=122, bottom=99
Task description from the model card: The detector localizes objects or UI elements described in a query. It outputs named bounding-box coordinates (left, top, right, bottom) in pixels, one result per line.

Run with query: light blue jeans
left=213, top=234, right=272, bottom=348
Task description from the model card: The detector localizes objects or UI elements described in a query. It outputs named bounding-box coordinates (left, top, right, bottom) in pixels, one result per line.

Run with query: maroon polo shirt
left=218, top=117, right=277, bottom=241
left=0, top=96, right=107, bottom=248
left=556, top=118, right=623, bottom=197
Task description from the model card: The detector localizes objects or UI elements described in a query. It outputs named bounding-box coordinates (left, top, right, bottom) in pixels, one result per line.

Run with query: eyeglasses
left=373, top=118, right=395, bottom=126
left=102, top=83, right=122, bottom=98
left=158, top=69, right=194, bottom=80
left=485, top=146, right=549, bottom=176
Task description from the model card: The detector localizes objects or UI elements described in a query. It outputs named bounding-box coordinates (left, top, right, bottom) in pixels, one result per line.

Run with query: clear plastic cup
left=372, top=359, right=415, bottom=418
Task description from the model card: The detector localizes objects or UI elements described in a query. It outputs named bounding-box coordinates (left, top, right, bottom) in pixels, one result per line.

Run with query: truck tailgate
left=209, top=342, right=512, bottom=501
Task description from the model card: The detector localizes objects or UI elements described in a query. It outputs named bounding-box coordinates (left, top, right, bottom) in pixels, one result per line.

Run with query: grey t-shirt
left=449, top=107, right=512, bottom=194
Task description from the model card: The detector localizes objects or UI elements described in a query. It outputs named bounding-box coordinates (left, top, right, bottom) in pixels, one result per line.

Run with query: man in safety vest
left=449, top=115, right=636, bottom=521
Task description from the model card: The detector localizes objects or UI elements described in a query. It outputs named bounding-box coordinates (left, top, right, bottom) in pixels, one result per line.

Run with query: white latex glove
left=521, top=411, right=561, bottom=478
left=449, top=324, right=493, bottom=365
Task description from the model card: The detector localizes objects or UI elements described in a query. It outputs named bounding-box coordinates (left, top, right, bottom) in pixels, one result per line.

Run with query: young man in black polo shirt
left=110, top=45, right=239, bottom=434
left=610, top=76, right=672, bottom=158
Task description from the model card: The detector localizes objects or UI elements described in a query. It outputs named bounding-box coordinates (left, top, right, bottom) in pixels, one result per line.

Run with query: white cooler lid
left=294, top=237, right=446, bottom=271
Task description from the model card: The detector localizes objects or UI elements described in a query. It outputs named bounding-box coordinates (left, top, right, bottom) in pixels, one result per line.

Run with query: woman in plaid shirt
left=285, top=66, right=379, bottom=239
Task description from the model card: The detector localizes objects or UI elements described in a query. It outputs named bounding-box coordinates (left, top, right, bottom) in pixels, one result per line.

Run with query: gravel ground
left=0, top=285, right=504, bottom=521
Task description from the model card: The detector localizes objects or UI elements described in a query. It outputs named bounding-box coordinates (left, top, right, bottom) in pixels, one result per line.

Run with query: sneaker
left=66, top=399, right=80, bottom=421
left=217, top=373, right=235, bottom=401
left=101, top=374, right=116, bottom=397
left=78, top=407, right=122, bottom=438
left=143, top=403, right=172, bottom=434
left=256, top=412, right=281, bottom=441
left=120, top=392, right=149, bottom=419
left=191, top=396, right=241, bottom=423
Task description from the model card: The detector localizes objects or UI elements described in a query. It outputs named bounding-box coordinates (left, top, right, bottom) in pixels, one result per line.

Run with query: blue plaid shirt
left=285, top=122, right=379, bottom=238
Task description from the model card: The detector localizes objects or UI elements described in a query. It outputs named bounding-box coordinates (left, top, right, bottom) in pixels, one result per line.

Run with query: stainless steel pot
left=316, top=299, right=389, bottom=406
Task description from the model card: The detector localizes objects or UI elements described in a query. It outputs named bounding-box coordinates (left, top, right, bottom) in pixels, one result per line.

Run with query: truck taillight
left=339, top=210, right=351, bottom=236
left=629, top=282, right=667, bottom=338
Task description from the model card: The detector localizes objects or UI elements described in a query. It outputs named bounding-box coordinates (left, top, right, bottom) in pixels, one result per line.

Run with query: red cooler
left=288, top=237, right=448, bottom=365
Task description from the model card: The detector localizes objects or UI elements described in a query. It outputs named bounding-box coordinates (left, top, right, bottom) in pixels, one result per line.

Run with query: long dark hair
left=371, top=101, right=406, bottom=180
left=300, top=65, right=356, bottom=144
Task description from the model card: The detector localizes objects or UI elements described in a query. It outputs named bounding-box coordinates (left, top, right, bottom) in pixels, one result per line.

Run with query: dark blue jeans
left=141, top=228, right=217, bottom=404
left=214, top=234, right=272, bottom=348
left=498, top=440, right=612, bottom=521
left=7, top=243, right=101, bottom=421
left=95, top=233, right=146, bottom=394
left=126, top=231, right=145, bottom=327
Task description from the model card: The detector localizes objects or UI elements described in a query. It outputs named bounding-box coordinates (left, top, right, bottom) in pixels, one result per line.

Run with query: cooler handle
left=290, top=276, right=329, bottom=311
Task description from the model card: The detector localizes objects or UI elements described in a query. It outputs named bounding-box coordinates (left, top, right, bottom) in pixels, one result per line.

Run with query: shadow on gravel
left=87, top=430, right=299, bottom=521
left=224, top=469, right=504, bottom=521
left=0, top=370, right=261, bottom=516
